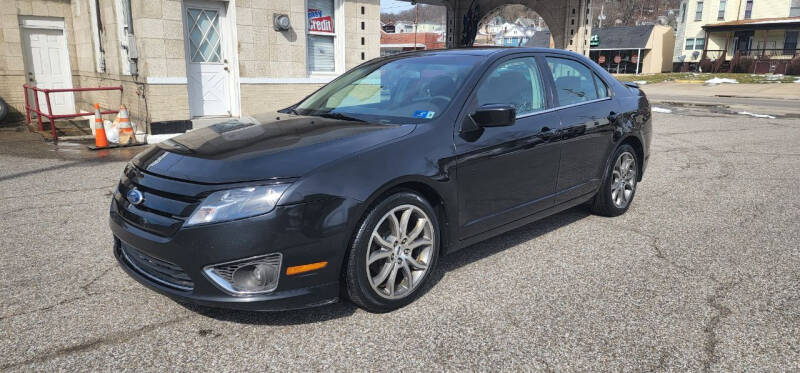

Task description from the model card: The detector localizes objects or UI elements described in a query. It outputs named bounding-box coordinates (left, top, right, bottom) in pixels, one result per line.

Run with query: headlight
left=185, top=184, right=290, bottom=227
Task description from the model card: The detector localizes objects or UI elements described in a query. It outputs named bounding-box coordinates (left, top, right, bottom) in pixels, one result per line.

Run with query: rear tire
left=345, top=191, right=440, bottom=313
left=591, top=144, right=638, bottom=217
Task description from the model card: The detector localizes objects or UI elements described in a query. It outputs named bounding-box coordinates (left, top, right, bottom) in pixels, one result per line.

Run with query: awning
left=702, top=16, right=800, bottom=31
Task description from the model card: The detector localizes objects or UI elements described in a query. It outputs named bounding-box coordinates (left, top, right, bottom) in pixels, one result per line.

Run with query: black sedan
left=110, top=48, right=651, bottom=313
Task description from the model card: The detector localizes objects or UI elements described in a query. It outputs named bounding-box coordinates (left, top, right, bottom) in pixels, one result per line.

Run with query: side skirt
left=447, top=191, right=596, bottom=254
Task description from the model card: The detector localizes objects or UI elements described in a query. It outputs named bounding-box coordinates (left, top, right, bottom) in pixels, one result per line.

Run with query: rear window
left=546, top=57, right=605, bottom=106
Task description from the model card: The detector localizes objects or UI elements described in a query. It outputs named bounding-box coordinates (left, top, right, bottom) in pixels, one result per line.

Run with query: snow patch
left=795, top=77, right=800, bottom=83
left=705, top=77, right=739, bottom=85
left=633, top=80, right=648, bottom=85
left=147, top=133, right=181, bottom=144
left=738, top=111, right=776, bottom=119
left=652, top=107, right=672, bottom=113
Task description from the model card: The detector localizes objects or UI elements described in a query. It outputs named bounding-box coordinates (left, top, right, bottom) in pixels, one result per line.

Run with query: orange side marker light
left=286, top=261, right=328, bottom=276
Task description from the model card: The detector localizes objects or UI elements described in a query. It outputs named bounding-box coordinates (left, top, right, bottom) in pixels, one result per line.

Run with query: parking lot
left=1, top=99, right=799, bottom=370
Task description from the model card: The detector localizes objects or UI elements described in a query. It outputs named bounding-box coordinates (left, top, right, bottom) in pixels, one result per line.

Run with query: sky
left=380, top=0, right=415, bottom=14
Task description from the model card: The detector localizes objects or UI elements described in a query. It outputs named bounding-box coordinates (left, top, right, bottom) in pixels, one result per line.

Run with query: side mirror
left=470, top=104, right=516, bottom=128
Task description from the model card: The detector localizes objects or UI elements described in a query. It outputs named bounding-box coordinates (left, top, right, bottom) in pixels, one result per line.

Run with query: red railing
left=23, top=85, right=122, bottom=141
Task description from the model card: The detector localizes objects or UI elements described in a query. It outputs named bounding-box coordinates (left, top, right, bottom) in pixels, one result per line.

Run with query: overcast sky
left=380, top=0, right=415, bottom=13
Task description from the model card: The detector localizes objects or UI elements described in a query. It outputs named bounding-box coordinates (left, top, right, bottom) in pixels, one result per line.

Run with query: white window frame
left=718, top=0, right=726, bottom=20
left=114, top=0, right=133, bottom=75
left=790, top=0, right=800, bottom=17
left=694, top=37, right=705, bottom=50
left=88, top=0, right=105, bottom=72
left=307, top=0, right=345, bottom=78
left=695, top=1, right=704, bottom=21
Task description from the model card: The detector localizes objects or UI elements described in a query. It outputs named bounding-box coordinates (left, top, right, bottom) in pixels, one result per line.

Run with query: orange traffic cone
left=93, top=103, right=108, bottom=148
left=117, top=105, right=135, bottom=144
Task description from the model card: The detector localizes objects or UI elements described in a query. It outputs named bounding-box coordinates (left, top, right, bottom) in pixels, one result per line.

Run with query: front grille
left=115, top=167, right=201, bottom=237
left=120, top=241, right=194, bottom=291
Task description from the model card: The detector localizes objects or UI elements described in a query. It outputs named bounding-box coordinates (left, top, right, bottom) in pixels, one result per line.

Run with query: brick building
left=379, top=30, right=445, bottom=56
left=0, top=0, right=380, bottom=133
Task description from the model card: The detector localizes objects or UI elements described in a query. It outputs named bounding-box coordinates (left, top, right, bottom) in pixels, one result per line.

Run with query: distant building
left=674, top=0, right=800, bottom=73
left=391, top=22, right=445, bottom=34
left=524, top=31, right=554, bottom=48
left=589, top=25, right=676, bottom=74
left=380, top=31, right=445, bottom=56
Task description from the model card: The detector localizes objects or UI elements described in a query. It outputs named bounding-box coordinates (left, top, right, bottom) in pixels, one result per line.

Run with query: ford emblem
left=126, top=188, right=144, bottom=205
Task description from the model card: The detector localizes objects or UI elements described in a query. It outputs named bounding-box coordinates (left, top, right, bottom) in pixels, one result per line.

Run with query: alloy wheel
left=611, top=151, right=637, bottom=208
left=366, top=204, right=435, bottom=300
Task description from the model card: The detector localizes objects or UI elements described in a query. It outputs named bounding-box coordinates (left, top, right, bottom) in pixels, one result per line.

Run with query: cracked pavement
left=1, top=102, right=799, bottom=371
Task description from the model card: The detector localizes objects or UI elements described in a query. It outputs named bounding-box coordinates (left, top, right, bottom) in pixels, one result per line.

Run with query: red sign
left=598, top=55, right=606, bottom=64
left=308, top=8, right=334, bottom=33
left=614, top=55, right=622, bottom=64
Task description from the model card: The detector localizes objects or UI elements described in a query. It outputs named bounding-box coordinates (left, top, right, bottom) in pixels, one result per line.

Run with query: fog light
left=232, top=263, right=277, bottom=291
left=203, top=254, right=282, bottom=296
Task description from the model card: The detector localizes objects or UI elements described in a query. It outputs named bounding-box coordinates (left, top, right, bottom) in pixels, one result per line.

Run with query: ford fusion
left=111, top=48, right=651, bottom=313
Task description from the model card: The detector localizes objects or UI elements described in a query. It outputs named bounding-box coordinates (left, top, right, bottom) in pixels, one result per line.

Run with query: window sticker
left=413, top=110, right=435, bottom=119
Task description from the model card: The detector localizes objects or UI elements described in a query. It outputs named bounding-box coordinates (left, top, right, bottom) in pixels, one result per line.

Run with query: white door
left=183, top=2, right=231, bottom=117
left=21, top=27, right=75, bottom=116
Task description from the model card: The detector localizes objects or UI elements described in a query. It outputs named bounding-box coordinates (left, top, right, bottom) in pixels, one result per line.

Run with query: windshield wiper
left=316, top=112, right=367, bottom=123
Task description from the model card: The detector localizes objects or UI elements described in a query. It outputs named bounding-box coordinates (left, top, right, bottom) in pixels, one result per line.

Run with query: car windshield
left=294, top=55, right=482, bottom=124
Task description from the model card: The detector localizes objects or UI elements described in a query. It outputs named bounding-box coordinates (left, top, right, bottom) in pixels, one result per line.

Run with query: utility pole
left=414, top=3, right=418, bottom=50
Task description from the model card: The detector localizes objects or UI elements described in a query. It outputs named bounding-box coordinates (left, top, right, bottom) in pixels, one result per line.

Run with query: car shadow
left=180, top=205, right=592, bottom=325
left=420, top=205, right=592, bottom=300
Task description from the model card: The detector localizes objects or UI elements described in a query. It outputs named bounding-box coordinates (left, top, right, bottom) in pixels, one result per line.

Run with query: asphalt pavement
left=1, top=100, right=799, bottom=371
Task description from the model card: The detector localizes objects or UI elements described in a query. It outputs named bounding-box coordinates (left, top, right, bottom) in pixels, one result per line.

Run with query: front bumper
left=110, top=196, right=360, bottom=311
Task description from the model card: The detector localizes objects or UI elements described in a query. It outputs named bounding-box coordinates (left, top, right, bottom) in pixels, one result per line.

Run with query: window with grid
left=685, top=38, right=695, bottom=50
left=186, top=8, right=222, bottom=63
left=307, top=0, right=337, bottom=73
left=695, top=1, right=704, bottom=20
left=744, top=0, right=753, bottom=19
left=694, top=38, right=705, bottom=50
left=718, top=0, right=726, bottom=19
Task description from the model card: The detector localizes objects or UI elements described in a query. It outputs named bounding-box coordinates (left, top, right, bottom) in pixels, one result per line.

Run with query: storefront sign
left=308, top=8, right=334, bottom=33
left=598, top=55, right=606, bottom=64
left=590, top=35, right=599, bottom=47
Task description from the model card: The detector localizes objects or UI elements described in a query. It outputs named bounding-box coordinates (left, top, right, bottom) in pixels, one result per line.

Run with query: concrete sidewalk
left=641, top=82, right=800, bottom=116
left=641, top=82, right=800, bottom=100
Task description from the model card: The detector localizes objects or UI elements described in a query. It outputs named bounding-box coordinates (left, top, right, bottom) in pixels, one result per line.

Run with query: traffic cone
left=93, top=103, right=108, bottom=148
left=117, top=105, right=135, bottom=145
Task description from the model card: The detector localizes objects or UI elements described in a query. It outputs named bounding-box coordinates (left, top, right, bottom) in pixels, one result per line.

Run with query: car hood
left=133, top=112, right=416, bottom=184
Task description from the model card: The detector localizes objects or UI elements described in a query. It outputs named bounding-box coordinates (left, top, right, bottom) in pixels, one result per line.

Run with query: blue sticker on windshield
left=413, top=110, right=435, bottom=119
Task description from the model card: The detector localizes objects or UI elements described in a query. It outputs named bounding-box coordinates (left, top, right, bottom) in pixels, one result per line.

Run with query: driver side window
left=476, top=57, right=545, bottom=117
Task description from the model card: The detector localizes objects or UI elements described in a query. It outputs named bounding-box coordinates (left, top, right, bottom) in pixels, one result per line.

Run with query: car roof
left=393, top=47, right=582, bottom=58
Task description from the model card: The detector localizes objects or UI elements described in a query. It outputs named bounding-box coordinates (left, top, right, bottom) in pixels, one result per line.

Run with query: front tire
left=591, top=144, right=638, bottom=217
left=345, top=191, right=439, bottom=313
